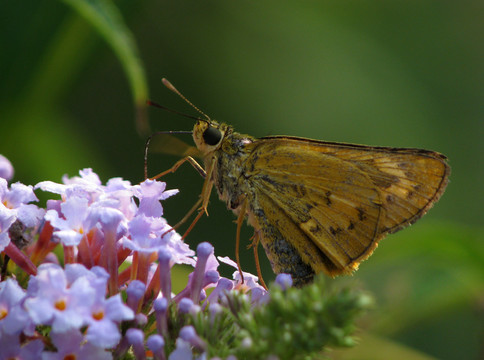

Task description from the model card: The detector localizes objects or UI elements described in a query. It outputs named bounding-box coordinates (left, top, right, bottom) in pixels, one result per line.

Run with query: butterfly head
left=193, top=119, right=228, bottom=155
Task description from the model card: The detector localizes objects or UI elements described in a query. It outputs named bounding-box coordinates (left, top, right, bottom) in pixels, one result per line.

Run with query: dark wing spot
left=325, top=191, right=332, bottom=206
left=309, top=225, right=322, bottom=234
left=329, top=226, right=342, bottom=235
left=347, top=221, right=355, bottom=230
left=386, top=194, right=394, bottom=203
left=357, top=207, right=367, bottom=221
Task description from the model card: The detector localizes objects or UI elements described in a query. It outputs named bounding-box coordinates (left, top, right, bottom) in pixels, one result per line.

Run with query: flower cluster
left=0, top=155, right=370, bottom=359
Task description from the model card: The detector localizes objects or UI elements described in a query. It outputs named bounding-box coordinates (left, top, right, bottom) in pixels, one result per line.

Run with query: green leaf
left=61, top=0, right=149, bottom=134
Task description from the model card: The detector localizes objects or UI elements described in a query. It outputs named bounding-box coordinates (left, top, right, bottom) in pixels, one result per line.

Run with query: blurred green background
left=1, top=1, right=482, bottom=359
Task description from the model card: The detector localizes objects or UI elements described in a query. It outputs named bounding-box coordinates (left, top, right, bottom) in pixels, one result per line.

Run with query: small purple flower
left=126, top=280, right=146, bottom=312
left=44, top=196, right=91, bottom=246
left=0, top=205, right=16, bottom=251
left=89, top=202, right=127, bottom=237
left=158, top=248, right=172, bottom=300
left=84, top=293, right=135, bottom=348
left=174, top=243, right=218, bottom=303
left=64, top=264, right=109, bottom=296
left=121, top=214, right=195, bottom=266
left=0, top=278, right=31, bottom=335
left=103, top=177, right=137, bottom=220
left=132, top=179, right=178, bottom=218
left=218, top=256, right=266, bottom=293
left=179, top=325, right=207, bottom=352
left=147, top=334, right=165, bottom=360
left=178, top=298, right=196, bottom=314
left=190, top=242, right=213, bottom=303
left=162, top=231, right=196, bottom=266
left=0, top=155, right=14, bottom=181
left=36, top=168, right=105, bottom=204
left=275, top=273, right=293, bottom=290
left=0, top=178, right=44, bottom=228
left=24, top=263, right=94, bottom=332
left=65, top=168, right=103, bottom=187
left=121, top=215, right=168, bottom=253
left=0, top=331, right=43, bottom=360
left=168, top=339, right=195, bottom=360
left=153, top=297, right=169, bottom=338
left=42, top=328, right=113, bottom=360
left=126, top=328, right=146, bottom=360
left=205, top=278, right=233, bottom=305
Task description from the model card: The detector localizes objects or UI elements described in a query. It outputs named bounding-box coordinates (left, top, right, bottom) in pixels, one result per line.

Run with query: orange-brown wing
left=244, top=136, right=449, bottom=276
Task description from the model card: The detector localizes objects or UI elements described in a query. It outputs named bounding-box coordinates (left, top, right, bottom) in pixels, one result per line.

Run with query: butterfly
left=148, top=79, right=450, bottom=288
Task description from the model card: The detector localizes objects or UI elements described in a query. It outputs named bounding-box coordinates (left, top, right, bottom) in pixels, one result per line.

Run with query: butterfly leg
left=251, top=231, right=268, bottom=290
left=150, top=156, right=210, bottom=241
left=235, top=199, right=248, bottom=285
left=174, top=157, right=217, bottom=240
left=149, top=156, right=206, bottom=180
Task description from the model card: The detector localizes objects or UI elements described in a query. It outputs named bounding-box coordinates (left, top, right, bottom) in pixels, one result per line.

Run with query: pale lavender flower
left=158, top=248, right=172, bottom=300
left=132, top=179, right=178, bottom=218
left=0, top=332, right=43, bottom=360
left=174, top=243, right=220, bottom=303
left=168, top=339, right=197, bottom=360
left=218, top=256, right=266, bottom=293
left=42, top=329, right=113, bottom=360
left=103, top=177, right=137, bottom=220
left=24, top=263, right=94, bottom=332
left=179, top=325, right=207, bottom=352
left=0, top=178, right=44, bottom=228
left=147, top=334, right=165, bottom=360
left=191, top=242, right=214, bottom=302
left=84, top=293, right=134, bottom=348
left=153, top=297, right=169, bottom=338
left=36, top=168, right=104, bottom=203
left=178, top=298, right=196, bottom=314
left=0, top=205, right=16, bottom=251
left=44, top=196, right=92, bottom=246
left=0, top=278, right=31, bottom=335
left=274, top=273, right=293, bottom=290
left=126, top=328, right=146, bottom=360
left=64, top=264, right=109, bottom=295
left=0, top=155, right=14, bottom=181
left=37, top=170, right=137, bottom=223
left=126, top=280, right=146, bottom=312
left=121, top=214, right=195, bottom=266
left=120, top=214, right=169, bottom=253
left=162, top=231, right=196, bottom=266
left=205, top=278, right=233, bottom=305
left=89, top=202, right=127, bottom=239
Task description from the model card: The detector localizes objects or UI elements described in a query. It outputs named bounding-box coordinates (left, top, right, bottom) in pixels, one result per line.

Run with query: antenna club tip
left=161, top=78, right=176, bottom=91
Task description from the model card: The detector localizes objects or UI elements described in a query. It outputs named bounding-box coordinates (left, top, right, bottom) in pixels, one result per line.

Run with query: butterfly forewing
left=243, top=136, right=449, bottom=278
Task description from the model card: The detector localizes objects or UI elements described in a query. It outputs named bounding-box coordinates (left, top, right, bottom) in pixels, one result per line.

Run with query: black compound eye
left=202, top=126, right=222, bottom=146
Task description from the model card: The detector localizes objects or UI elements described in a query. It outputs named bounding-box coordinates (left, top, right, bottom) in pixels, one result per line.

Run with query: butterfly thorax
left=192, top=119, right=255, bottom=211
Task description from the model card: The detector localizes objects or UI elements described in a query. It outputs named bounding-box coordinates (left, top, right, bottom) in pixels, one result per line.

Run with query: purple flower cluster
left=0, top=157, right=268, bottom=359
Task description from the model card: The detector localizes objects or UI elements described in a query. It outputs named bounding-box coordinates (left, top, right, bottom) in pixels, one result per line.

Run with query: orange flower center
left=55, top=298, right=67, bottom=311
left=0, top=307, right=8, bottom=320
left=92, top=310, right=104, bottom=321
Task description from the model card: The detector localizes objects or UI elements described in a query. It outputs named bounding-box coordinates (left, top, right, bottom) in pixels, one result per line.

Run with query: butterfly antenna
left=162, top=78, right=211, bottom=122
